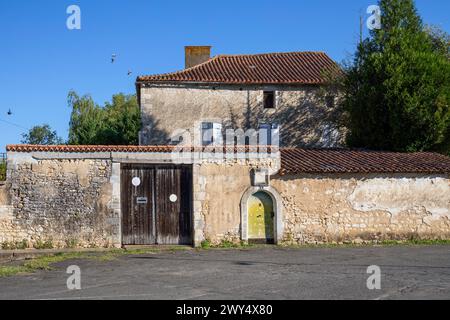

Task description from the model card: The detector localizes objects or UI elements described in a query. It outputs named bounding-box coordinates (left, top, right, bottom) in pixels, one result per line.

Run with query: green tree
left=68, top=91, right=141, bottom=145
left=68, top=91, right=104, bottom=145
left=97, top=93, right=141, bottom=145
left=342, top=0, right=450, bottom=153
left=21, top=124, right=64, bottom=145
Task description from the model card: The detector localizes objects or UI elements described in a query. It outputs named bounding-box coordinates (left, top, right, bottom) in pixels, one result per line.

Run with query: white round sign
left=169, top=194, right=178, bottom=203
left=132, top=177, right=141, bottom=187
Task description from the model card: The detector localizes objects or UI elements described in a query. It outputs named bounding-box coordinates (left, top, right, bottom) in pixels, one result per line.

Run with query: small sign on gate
left=136, top=197, right=148, bottom=204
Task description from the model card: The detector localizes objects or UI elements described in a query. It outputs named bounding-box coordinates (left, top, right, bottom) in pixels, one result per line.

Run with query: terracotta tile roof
left=280, top=148, right=450, bottom=175
left=6, top=145, right=175, bottom=153
left=137, top=52, right=339, bottom=85
left=5, top=144, right=279, bottom=154
left=6, top=145, right=450, bottom=174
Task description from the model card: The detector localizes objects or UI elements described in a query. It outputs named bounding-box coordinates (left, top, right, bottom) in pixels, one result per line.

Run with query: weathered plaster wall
left=193, top=158, right=278, bottom=245
left=196, top=164, right=251, bottom=244
left=188, top=162, right=450, bottom=246
left=0, top=155, right=121, bottom=248
left=271, top=173, right=450, bottom=244
left=139, top=84, right=343, bottom=148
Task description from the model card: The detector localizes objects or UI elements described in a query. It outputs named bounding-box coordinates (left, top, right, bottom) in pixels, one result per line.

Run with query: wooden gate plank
left=179, top=166, right=193, bottom=244
left=156, top=167, right=180, bottom=244
left=121, top=164, right=154, bottom=245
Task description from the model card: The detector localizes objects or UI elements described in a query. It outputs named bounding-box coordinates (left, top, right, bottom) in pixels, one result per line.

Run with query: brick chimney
left=185, top=46, right=211, bottom=69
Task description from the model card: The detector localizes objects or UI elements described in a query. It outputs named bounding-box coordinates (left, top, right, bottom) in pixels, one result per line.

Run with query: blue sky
left=0, top=0, right=448, bottom=151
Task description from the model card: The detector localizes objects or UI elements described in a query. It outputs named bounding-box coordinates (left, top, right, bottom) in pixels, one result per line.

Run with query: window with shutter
left=259, top=123, right=280, bottom=146
left=201, top=122, right=222, bottom=146
left=201, top=122, right=213, bottom=146
left=212, top=123, right=223, bottom=145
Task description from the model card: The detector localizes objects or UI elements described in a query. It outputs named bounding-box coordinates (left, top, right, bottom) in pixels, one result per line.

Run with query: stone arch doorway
left=240, top=186, right=283, bottom=244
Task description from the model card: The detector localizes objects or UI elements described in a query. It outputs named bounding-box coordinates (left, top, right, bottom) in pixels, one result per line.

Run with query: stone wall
left=1, top=150, right=449, bottom=248
left=192, top=167, right=450, bottom=245
left=271, top=173, right=450, bottom=244
left=0, top=182, right=14, bottom=244
left=139, top=84, right=343, bottom=148
left=0, top=154, right=121, bottom=248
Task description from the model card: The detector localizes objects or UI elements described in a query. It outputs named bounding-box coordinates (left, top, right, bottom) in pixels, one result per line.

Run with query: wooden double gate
left=121, top=164, right=192, bottom=245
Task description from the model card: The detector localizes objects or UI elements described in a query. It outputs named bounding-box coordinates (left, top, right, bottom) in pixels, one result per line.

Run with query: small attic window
left=263, top=91, right=275, bottom=109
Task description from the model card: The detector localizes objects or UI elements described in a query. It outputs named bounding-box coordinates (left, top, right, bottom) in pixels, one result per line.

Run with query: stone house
left=0, top=47, right=450, bottom=248
left=137, top=46, right=343, bottom=148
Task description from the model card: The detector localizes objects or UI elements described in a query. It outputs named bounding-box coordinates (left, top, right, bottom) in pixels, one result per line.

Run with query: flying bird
left=7, top=108, right=12, bottom=116
left=111, top=54, right=117, bottom=63
left=127, top=70, right=132, bottom=76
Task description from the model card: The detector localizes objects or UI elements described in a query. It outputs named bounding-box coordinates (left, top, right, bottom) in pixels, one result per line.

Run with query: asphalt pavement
left=0, top=246, right=449, bottom=300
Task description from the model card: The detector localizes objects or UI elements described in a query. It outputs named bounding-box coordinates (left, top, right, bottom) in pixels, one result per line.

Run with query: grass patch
left=0, top=252, right=89, bottom=277
left=0, top=266, right=29, bottom=277
left=0, top=250, right=138, bottom=277
left=23, top=252, right=87, bottom=270
left=200, top=240, right=211, bottom=249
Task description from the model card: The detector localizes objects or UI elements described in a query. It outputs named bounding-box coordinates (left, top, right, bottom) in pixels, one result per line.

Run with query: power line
left=0, top=118, right=29, bottom=131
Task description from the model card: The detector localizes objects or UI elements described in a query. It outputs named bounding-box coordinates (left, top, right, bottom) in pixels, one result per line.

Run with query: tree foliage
left=341, top=0, right=450, bottom=154
left=68, top=91, right=141, bottom=145
left=21, top=124, right=64, bottom=145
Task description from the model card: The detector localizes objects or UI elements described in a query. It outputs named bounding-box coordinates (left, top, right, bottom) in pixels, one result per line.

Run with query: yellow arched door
left=248, top=192, right=274, bottom=243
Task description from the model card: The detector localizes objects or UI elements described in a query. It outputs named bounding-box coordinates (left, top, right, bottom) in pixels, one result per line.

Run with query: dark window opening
left=263, top=91, right=275, bottom=109
left=326, top=95, right=335, bottom=108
